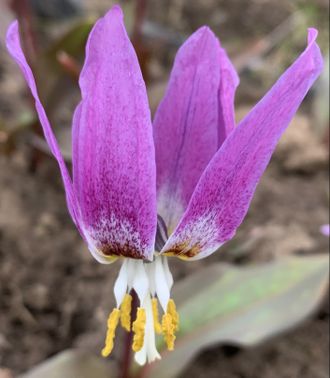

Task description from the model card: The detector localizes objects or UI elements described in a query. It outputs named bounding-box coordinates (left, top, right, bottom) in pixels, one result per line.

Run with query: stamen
left=120, top=293, right=132, bottom=331
left=151, top=297, right=162, bottom=334
left=161, top=299, right=179, bottom=351
left=101, top=308, right=121, bottom=357
left=105, top=258, right=176, bottom=363
left=167, top=299, right=179, bottom=331
left=132, top=307, right=146, bottom=352
left=161, top=313, right=176, bottom=351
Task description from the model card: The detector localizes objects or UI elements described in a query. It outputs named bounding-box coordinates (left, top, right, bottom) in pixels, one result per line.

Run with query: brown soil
left=0, top=0, right=329, bottom=377
left=0, top=121, right=328, bottom=378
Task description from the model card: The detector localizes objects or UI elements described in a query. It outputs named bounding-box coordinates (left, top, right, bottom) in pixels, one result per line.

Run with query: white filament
left=114, top=259, right=129, bottom=307
left=112, top=257, right=173, bottom=365
left=131, top=261, right=149, bottom=304
left=154, top=257, right=171, bottom=312
left=162, top=256, right=174, bottom=290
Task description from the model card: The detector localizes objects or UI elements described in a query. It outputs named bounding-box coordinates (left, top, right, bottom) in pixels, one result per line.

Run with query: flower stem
left=120, top=290, right=138, bottom=378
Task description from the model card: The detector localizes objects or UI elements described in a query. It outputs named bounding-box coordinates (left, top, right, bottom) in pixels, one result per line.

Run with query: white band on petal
left=87, top=241, right=117, bottom=264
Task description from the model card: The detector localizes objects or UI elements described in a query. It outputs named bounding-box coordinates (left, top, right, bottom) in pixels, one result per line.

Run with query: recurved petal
left=153, top=27, right=238, bottom=233
left=6, top=21, right=80, bottom=230
left=72, top=6, right=157, bottom=260
left=161, top=29, right=323, bottom=260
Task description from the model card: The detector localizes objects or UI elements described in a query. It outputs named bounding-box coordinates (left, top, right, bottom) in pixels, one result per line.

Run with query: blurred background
left=0, top=0, right=329, bottom=377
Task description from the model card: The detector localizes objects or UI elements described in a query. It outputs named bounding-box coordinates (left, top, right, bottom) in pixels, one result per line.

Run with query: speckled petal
left=153, top=27, right=238, bottom=233
left=6, top=21, right=81, bottom=231
left=161, top=29, right=323, bottom=260
left=72, top=6, right=157, bottom=260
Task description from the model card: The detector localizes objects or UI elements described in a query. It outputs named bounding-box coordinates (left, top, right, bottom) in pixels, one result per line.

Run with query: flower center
left=101, top=256, right=179, bottom=365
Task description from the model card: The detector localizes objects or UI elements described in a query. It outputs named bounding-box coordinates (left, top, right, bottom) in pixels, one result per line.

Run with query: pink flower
left=6, top=5, right=323, bottom=364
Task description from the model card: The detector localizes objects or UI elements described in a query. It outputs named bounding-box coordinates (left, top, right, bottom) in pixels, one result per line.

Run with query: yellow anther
left=151, top=297, right=162, bottom=334
left=132, top=307, right=146, bottom=352
left=162, top=313, right=176, bottom=351
left=120, top=293, right=132, bottom=332
left=167, top=299, right=179, bottom=331
left=101, top=308, right=121, bottom=357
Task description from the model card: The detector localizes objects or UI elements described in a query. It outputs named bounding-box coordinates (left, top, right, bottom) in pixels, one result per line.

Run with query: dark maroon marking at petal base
left=100, top=242, right=147, bottom=259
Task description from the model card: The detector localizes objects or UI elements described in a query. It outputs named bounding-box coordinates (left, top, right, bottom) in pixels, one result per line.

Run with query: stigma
left=101, top=257, right=179, bottom=365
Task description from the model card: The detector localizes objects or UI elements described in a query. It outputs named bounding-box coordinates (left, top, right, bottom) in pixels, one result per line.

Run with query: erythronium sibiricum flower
left=6, top=5, right=323, bottom=365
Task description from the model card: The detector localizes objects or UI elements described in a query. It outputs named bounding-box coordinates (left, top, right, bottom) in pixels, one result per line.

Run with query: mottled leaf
left=142, top=255, right=329, bottom=378
left=19, top=350, right=114, bottom=378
